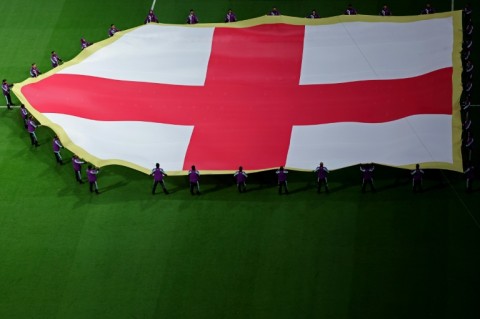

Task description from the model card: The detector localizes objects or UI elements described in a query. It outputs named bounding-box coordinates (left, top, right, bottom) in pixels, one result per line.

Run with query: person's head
left=191, top=165, right=196, bottom=170
left=32, top=63, right=36, bottom=67
left=426, top=3, right=431, bottom=8
left=416, top=163, right=420, bottom=169
left=111, top=24, right=115, bottom=28
left=279, top=166, right=284, bottom=171
left=228, top=9, right=233, bottom=14
left=149, top=10, right=154, bottom=14
left=383, top=5, right=388, bottom=9
left=312, top=9, right=317, bottom=14
left=189, top=9, right=194, bottom=15
left=51, top=51, right=55, bottom=54
left=53, top=134, right=58, bottom=139
left=239, top=166, right=243, bottom=171
left=2, top=79, right=6, bottom=83
left=21, top=104, right=25, bottom=108
left=156, top=163, right=160, bottom=168
left=88, top=165, right=92, bottom=169
left=320, top=162, right=323, bottom=167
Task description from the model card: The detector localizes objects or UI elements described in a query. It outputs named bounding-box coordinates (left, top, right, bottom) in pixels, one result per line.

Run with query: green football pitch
left=1, top=1, right=479, bottom=318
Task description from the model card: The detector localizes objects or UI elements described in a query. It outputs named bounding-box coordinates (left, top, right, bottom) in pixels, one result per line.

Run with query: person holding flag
left=344, top=4, right=358, bottom=15
left=314, top=162, right=329, bottom=193
left=276, top=166, right=289, bottom=194
left=421, top=3, right=435, bottom=14
left=360, top=163, right=375, bottom=193
left=52, top=135, right=64, bottom=165
left=80, top=38, right=92, bottom=50
left=20, top=104, right=28, bottom=129
left=86, top=165, right=100, bottom=194
left=268, top=7, right=281, bottom=16
left=225, top=9, right=236, bottom=23
left=464, top=163, right=474, bottom=193
left=27, top=115, right=40, bottom=147
left=72, top=155, right=85, bottom=184
left=380, top=5, right=392, bottom=16
left=108, top=24, right=119, bottom=37
left=151, top=163, right=169, bottom=195
left=145, top=10, right=159, bottom=24
left=234, top=166, right=248, bottom=193
left=188, top=165, right=200, bottom=195
left=186, top=10, right=198, bottom=24
left=2, top=79, right=14, bottom=110
left=50, top=51, right=63, bottom=68
left=30, top=63, right=41, bottom=78
left=306, top=9, right=320, bottom=19
left=411, top=164, right=424, bottom=193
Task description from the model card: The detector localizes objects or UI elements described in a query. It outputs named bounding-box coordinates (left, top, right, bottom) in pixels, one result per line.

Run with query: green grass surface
left=1, top=1, right=479, bottom=318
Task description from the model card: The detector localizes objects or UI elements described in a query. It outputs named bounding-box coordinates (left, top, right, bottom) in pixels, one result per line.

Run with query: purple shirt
left=234, top=171, right=247, bottom=183
left=145, top=12, right=159, bottom=24
left=276, top=169, right=288, bottom=182
left=30, top=66, right=40, bottom=78
left=421, top=7, right=435, bottom=14
left=52, top=138, right=63, bottom=152
left=411, top=169, right=424, bottom=181
left=152, top=167, right=166, bottom=181
left=225, top=13, right=237, bottom=23
left=51, top=53, right=61, bottom=67
left=81, top=39, right=91, bottom=50
left=21, top=107, right=28, bottom=119
left=360, top=166, right=374, bottom=180
left=2, top=82, right=11, bottom=95
left=187, top=14, right=198, bottom=24
left=27, top=119, right=37, bottom=133
left=108, top=27, right=118, bottom=37
left=380, top=8, right=392, bottom=16
left=72, top=158, right=84, bottom=171
left=315, top=166, right=329, bottom=179
left=345, top=8, right=357, bottom=15
left=87, top=168, right=99, bottom=182
left=189, top=170, right=200, bottom=182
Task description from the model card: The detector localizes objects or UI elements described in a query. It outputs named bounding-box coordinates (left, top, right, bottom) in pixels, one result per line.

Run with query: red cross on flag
left=14, top=14, right=463, bottom=174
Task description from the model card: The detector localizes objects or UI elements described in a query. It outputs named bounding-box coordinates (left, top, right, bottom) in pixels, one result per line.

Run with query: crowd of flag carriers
left=2, top=3, right=476, bottom=195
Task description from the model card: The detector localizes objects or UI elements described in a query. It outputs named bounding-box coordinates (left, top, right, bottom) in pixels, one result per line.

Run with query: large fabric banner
left=14, top=13, right=463, bottom=174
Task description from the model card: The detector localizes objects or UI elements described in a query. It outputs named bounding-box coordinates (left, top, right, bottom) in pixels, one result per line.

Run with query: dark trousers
left=4, top=93, right=13, bottom=108
left=29, top=132, right=39, bottom=147
left=237, top=182, right=246, bottom=193
left=278, top=181, right=288, bottom=194
left=317, top=178, right=329, bottom=193
left=153, top=180, right=168, bottom=194
left=412, top=179, right=423, bottom=193
left=54, top=152, right=62, bottom=164
left=74, top=170, right=83, bottom=183
left=361, top=179, right=375, bottom=192
left=89, top=181, right=99, bottom=193
left=190, top=181, right=200, bottom=195
left=466, top=178, right=473, bottom=192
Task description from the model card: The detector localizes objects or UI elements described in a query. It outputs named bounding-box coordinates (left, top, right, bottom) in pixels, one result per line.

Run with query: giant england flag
left=14, top=13, right=463, bottom=174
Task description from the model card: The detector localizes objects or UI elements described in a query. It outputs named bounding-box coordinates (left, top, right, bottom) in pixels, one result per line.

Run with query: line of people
left=461, top=4, right=475, bottom=193
left=136, top=2, right=466, bottom=27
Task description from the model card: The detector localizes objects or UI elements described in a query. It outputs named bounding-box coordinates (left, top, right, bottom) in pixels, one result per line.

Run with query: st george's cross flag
left=14, top=13, right=463, bottom=174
